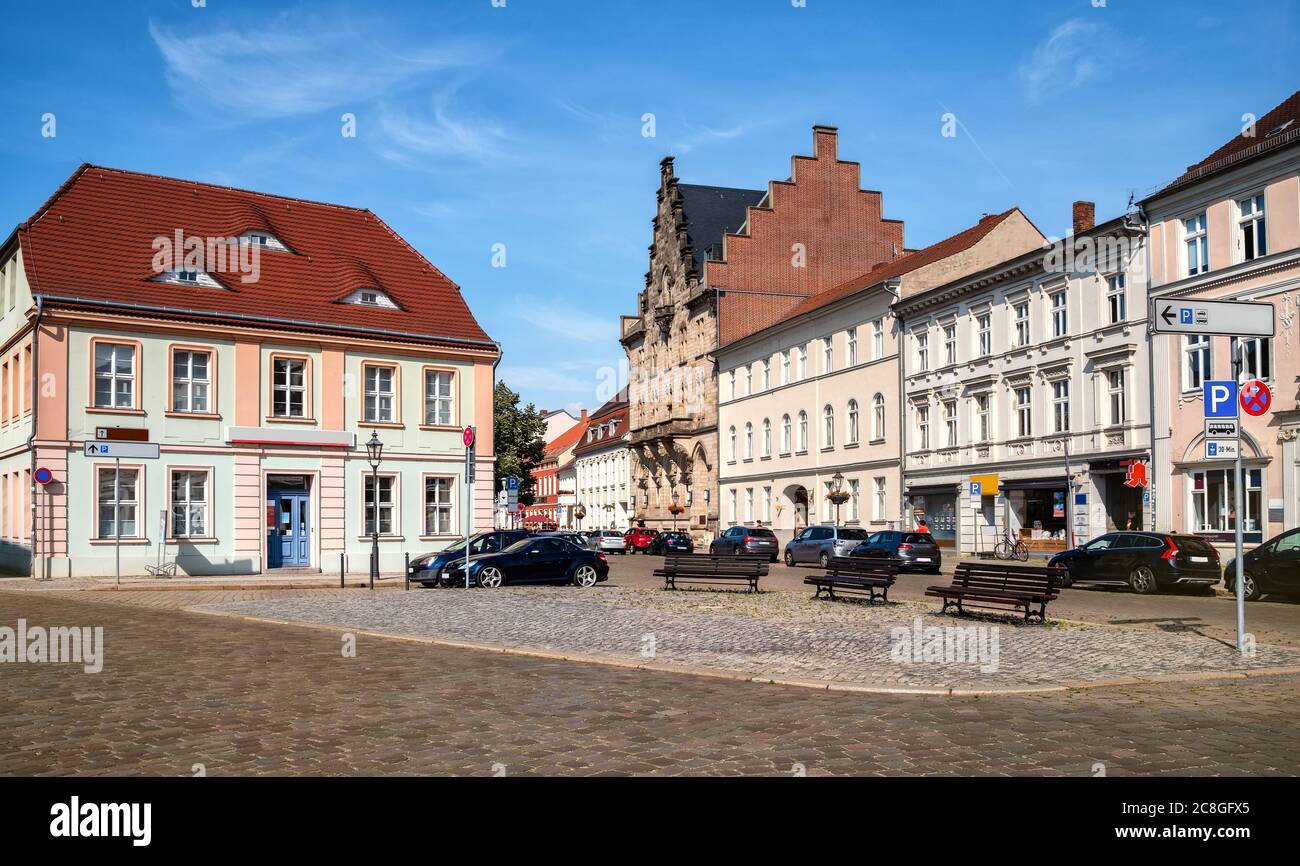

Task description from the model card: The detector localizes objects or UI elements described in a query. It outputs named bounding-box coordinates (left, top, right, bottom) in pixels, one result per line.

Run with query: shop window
left=1190, top=468, right=1263, bottom=533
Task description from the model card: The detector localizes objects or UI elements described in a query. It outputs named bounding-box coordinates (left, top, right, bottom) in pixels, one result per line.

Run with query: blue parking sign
left=968, top=482, right=981, bottom=496
left=1204, top=381, right=1239, bottom=418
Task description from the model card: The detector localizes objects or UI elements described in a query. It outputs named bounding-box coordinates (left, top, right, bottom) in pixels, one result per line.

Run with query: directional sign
left=1205, top=418, right=1240, bottom=439
left=1151, top=298, right=1274, bottom=337
left=1206, top=440, right=1240, bottom=460
left=1204, top=381, right=1240, bottom=418
left=83, top=441, right=160, bottom=459
left=1240, top=380, right=1272, bottom=417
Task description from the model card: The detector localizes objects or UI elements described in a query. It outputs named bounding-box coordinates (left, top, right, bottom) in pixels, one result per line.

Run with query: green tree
left=493, top=380, right=547, bottom=507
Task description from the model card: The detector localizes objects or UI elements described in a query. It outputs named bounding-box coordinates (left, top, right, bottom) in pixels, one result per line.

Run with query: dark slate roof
left=677, top=184, right=765, bottom=277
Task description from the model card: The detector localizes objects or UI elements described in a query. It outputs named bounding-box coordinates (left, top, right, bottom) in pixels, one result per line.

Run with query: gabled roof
left=543, top=411, right=589, bottom=459
left=14, top=164, right=495, bottom=351
left=572, top=390, right=630, bottom=457
left=677, top=183, right=765, bottom=275
left=1153, top=89, right=1300, bottom=197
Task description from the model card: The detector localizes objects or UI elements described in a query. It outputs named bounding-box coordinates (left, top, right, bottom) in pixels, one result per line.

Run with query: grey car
left=850, top=530, right=943, bottom=574
left=709, top=526, right=780, bottom=562
left=784, top=525, right=871, bottom=567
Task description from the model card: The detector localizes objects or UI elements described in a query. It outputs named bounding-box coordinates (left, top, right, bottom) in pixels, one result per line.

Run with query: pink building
left=1147, top=90, right=1300, bottom=548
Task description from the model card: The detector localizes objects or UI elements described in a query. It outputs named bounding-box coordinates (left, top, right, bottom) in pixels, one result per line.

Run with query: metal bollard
left=340, top=553, right=345, bottom=589
left=404, top=551, right=410, bottom=592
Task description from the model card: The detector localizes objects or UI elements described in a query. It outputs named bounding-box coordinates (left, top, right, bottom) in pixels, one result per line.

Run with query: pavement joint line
left=183, top=604, right=1300, bottom=697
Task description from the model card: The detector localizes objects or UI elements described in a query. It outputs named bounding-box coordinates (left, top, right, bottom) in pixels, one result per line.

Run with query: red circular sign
left=34, top=467, right=53, bottom=485
left=1240, top=380, right=1272, bottom=417
left=462, top=426, right=476, bottom=448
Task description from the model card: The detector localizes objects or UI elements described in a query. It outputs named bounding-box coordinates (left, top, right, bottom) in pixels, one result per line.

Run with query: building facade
left=1, top=164, right=498, bottom=578
left=1146, top=90, right=1300, bottom=548
left=572, top=392, right=631, bottom=531
left=896, top=205, right=1150, bottom=554
left=521, top=410, right=586, bottom=531
left=717, top=208, right=1046, bottom=547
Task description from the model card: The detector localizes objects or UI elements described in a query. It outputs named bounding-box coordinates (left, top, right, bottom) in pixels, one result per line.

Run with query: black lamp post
left=365, top=431, right=383, bottom=590
left=831, top=471, right=845, bottom=525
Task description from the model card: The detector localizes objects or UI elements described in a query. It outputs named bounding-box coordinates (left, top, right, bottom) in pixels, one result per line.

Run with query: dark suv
left=410, top=530, right=530, bottom=587
left=709, top=526, right=780, bottom=562
left=850, top=531, right=942, bottom=573
left=1048, top=532, right=1221, bottom=593
left=1225, top=527, right=1300, bottom=601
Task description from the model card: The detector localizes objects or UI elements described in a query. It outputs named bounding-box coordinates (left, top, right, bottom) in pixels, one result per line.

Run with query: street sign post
left=463, top=426, right=476, bottom=588
left=1150, top=298, right=1274, bottom=337
left=86, top=439, right=161, bottom=586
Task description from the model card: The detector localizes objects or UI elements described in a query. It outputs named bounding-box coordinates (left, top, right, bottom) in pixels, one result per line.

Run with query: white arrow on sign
left=84, top=441, right=161, bottom=460
left=1150, top=298, right=1274, bottom=337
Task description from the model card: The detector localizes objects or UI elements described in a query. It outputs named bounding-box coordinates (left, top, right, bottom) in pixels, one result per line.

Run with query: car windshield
left=838, top=529, right=869, bottom=541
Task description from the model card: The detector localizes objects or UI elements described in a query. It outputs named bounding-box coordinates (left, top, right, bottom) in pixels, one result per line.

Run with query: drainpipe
left=888, top=281, right=905, bottom=533
left=27, top=294, right=43, bottom=580
left=491, top=340, right=502, bottom=529
left=1138, top=208, right=1158, bottom=531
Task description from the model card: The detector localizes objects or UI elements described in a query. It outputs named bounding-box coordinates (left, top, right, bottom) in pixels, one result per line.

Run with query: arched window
left=797, top=411, right=808, bottom=452
left=744, top=422, right=753, bottom=459
left=847, top=399, right=859, bottom=444
left=762, top=418, right=772, bottom=457
left=728, top=426, right=737, bottom=462
left=781, top=414, right=792, bottom=454
left=872, top=394, right=886, bottom=440
left=823, top=405, right=835, bottom=448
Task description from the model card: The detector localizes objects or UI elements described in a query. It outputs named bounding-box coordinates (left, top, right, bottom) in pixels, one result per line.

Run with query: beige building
left=717, top=208, right=1044, bottom=546
left=1146, top=90, right=1300, bottom=547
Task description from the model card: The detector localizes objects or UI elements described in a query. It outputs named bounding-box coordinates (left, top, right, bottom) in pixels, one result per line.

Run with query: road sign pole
left=114, top=457, right=121, bottom=588
left=1233, top=346, right=1245, bottom=654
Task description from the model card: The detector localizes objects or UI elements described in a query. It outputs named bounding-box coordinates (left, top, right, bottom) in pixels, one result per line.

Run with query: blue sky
left=1, top=0, right=1296, bottom=416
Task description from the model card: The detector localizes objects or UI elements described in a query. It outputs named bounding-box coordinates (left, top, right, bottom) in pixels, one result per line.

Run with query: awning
left=998, top=477, right=1069, bottom=491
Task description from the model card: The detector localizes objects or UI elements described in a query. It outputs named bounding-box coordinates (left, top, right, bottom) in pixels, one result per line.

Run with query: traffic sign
left=968, top=482, right=982, bottom=497
left=506, top=475, right=519, bottom=491
left=83, top=441, right=160, bottom=459
left=1203, top=381, right=1239, bottom=418
left=462, top=426, right=476, bottom=448
left=1151, top=298, right=1274, bottom=337
left=1206, top=440, right=1240, bottom=460
left=1240, top=380, right=1272, bottom=417
left=34, top=467, right=53, bottom=485
left=1205, top=418, right=1240, bottom=439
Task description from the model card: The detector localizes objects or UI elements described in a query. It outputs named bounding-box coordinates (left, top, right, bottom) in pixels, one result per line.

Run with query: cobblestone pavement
left=191, top=586, right=1300, bottom=692
left=3, top=590, right=1300, bottom=776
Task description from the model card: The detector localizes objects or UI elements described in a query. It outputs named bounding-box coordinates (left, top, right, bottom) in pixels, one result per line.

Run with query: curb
left=183, top=605, right=1300, bottom=697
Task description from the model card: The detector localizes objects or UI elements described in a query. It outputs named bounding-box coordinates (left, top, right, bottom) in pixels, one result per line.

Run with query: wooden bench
left=804, top=556, right=899, bottom=605
left=655, top=554, right=767, bottom=593
left=925, top=562, right=1065, bottom=622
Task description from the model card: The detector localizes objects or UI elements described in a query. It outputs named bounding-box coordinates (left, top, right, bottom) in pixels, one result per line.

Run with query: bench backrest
left=953, top=562, right=1062, bottom=594
left=663, top=554, right=768, bottom=576
left=827, top=556, right=898, bottom=578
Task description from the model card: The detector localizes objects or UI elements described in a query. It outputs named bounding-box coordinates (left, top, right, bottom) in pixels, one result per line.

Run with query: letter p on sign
left=1204, top=381, right=1239, bottom=419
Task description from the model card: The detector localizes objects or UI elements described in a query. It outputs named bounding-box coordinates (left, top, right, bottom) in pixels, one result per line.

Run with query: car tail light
left=1161, top=536, right=1179, bottom=560
left=898, top=543, right=913, bottom=551
left=596, top=553, right=607, bottom=563
left=744, top=537, right=755, bottom=544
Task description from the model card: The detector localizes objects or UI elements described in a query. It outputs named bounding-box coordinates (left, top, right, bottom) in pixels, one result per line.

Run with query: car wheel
left=783, top=551, right=794, bottom=566
left=572, top=565, right=599, bottom=588
left=477, top=566, right=505, bottom=589
left=1232, top=571, right=1263, bottom=602
left=418, top=581, right=437, bottom=589
left=1128, top=565, right=1158, bottom=595
left=819, top=551, right=830, bottom=568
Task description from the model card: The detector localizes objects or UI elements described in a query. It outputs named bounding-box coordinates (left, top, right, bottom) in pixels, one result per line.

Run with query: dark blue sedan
left=410, top=530, right=529, bottom=587
left=447, top=537, right=610, bottom=588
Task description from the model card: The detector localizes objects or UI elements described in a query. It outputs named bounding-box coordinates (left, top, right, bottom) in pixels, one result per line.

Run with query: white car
left=592, top=530, right=627, bottom=554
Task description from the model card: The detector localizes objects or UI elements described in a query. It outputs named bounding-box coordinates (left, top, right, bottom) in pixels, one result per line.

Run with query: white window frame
left=171, top=348, right=211, bottom=414
left=1016, top=386, right=1032, bottom=438
left=1184, top=212, right=1209, bottom=276
left=1237, top=193, right=1267, bottom=262
left=1183, top=335, right=1211, bottom=392
left=1052, top=379, right=1070, bottom=433
left=1050, top=290, right=1068, bottom=338
left=1106, top=274, right=1126, bottom=324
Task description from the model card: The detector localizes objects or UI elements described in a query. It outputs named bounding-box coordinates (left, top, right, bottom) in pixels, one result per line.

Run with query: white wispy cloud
left=148, top=15, right=490, bottom=120
left=509, top=296, right=618, bottom=344
left=371, top=90, right=511, bottom=165
left=1019, top=18, right=1107, bottom=103
left=496, top=364, right=598, bottom=397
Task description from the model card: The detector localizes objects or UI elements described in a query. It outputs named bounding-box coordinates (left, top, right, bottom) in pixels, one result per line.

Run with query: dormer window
left=177, top=270, right=199, bottom=283
left=236, top=231, right=289, bottom=252
left=151, top=268, right=223, bottom=288
left=340, top=288, right=399, bottom=309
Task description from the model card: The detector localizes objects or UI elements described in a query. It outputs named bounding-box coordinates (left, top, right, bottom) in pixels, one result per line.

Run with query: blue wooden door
left=269, top=493, right=310, bottom=567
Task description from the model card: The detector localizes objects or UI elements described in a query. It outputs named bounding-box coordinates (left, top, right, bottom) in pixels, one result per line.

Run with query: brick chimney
left=1072, top=200, right=1095, bottom=235
left=812, top=125, right=839, bottom=161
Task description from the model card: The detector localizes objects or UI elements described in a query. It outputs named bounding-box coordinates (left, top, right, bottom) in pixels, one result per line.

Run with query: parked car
left=784, top=525, right=871, bottom=567
left=648, top=531, right=695, bottom=555
left=447, top=536, right=610, bottom=588
left=589, top=530, right=627, bottom=554
left=1047, top=532, right=1221, bottom=593
left=410, top=529, right=530, bottom=587
left=536, top=531, right=590, bottom=549
left=709, top=526, right=780, bottom=562
left=623, top=527, right=660, bottom=554
left=1224, top=527, right=1300, bottom=601
left=849, top=530, right=942, bottom=574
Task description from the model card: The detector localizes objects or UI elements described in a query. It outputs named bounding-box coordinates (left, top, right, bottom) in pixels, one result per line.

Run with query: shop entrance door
left=267, top=489, right=311, bottom=568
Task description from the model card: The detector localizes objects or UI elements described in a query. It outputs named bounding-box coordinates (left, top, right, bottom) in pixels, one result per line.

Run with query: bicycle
left=993, top=530, right=1029, bottom=562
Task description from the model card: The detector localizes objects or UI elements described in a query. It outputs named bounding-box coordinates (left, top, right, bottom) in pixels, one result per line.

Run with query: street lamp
left=831, top=471, right=845, bottom=525
left=365, top=430, right=383, bottom=590
left=670, top=489, right=681, bottom=531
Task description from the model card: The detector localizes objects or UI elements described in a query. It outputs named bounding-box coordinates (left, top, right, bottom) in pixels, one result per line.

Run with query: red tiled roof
left=1156, top=90, right=1300, bottom=195
left=15, top=164, right=495, bottom=351
left=572, top=398, right=630, bottom=457
left=719, top=209, right=1020, bottom=347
